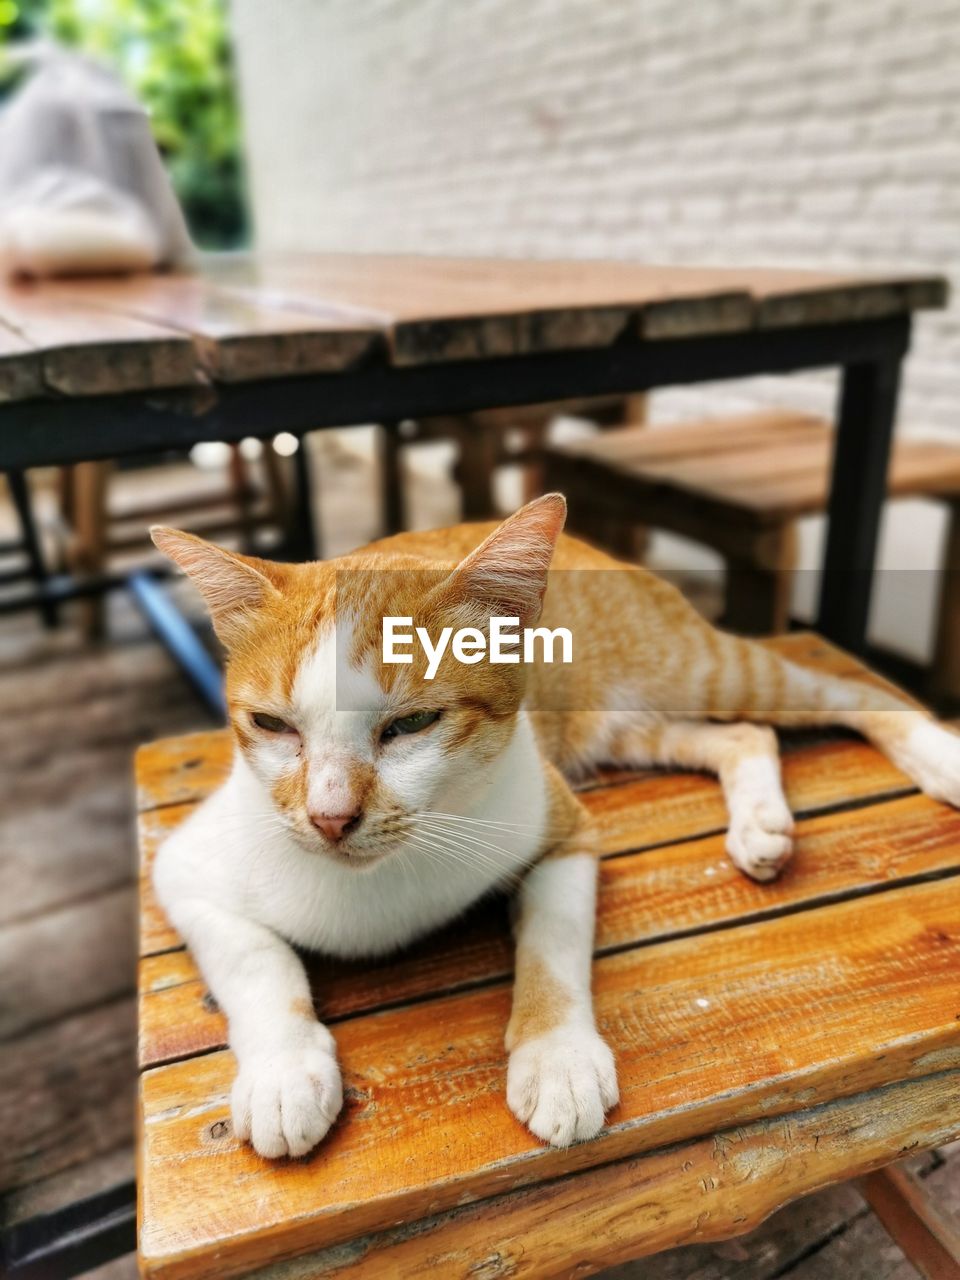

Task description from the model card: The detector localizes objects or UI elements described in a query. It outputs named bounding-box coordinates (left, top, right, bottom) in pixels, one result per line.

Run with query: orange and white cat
left=152, top=495, right=960, bottom=1159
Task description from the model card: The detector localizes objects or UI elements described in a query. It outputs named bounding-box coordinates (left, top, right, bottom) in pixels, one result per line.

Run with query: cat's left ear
left=443, top=493, right=566, bottom=625
left=150, top=526, right=286, bottom=644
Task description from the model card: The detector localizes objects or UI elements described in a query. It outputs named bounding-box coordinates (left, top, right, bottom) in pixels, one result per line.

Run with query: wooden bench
left=543, top=411, right=960, bottom=696
left=135, top=634, right=960, bottom=1280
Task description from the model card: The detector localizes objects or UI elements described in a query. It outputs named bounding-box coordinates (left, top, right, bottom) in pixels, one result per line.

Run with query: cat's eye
left=381, top=709, right=441, bottom=741
left=251, top=712, right=297, bottom=735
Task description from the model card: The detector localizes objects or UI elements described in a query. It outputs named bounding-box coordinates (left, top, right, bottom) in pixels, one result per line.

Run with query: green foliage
left=1, top=0, right=248, bottom=247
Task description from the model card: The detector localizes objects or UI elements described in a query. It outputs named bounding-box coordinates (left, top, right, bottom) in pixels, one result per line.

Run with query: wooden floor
left=1, top=436, right=958, bottom=1279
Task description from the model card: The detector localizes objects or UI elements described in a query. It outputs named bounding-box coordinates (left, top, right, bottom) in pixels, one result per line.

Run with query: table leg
left=860, top=1163, right=960, bottom=1279
left=285, top=435, right=321, bottom=561
left=378, top=421, right=406, bottom=536
left=817, top=325, right=909, bottom=652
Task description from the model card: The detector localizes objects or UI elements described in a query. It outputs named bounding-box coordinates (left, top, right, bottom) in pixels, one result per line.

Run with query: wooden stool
left=544, top=410, right=960, bottom=697
left=135, top=634, right=960, bottom=1279
left=397, top=394, right=646, bottom=523
left=57, top=445, right=290, bottom=638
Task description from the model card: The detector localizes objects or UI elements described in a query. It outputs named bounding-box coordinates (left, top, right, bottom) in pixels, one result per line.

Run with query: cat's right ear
left=150, top=527, right=284, bottom=644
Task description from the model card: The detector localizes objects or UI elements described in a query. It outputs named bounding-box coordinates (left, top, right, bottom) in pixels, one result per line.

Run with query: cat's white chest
left=155, top=714, right=549, bottom=959
left=259, top=838, right=525, bottom=957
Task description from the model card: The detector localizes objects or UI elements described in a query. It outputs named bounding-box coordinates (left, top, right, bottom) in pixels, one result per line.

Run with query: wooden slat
left=0, top=284, right=199, bottom=395
left=0, top=885, right=135, bottom=1041
left=626, top=434, right=834, bottom=489
left=135, top=729, right=232, bottom=813
left=1, top=997, right=135, bottom=1195
left=3, top=259, right=946, bottom=388
left=753, top=274, right=949, bottom=329
left=138, top=790, right=960, bottom=1069
left=204, top=255, right=946, bottom=366
left=0, top=317, right=43, bottom=402
left=206, top=254, right=759, bottom=363
left=138, top=877, right=960, bottom=1279
left=49, top=276, right=384, bottom=382
left=554, top=410, right=826, bottom=465
left=699, top=439, right=960, bottom=519
left=241, top=1070, right=960, bottom=1280
left=3, top=1145, right=135, bottom=1230
left=554, top=416, right=960, bottom=522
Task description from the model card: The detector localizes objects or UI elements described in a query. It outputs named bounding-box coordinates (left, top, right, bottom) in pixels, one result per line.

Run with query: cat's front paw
left=507, top=1025, right=618, bottom=1147
left=231, top=1025, right=343, bottom=1159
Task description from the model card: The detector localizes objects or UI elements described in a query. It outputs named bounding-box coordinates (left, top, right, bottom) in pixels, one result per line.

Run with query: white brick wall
left=231, top=0, right=959, bottom=438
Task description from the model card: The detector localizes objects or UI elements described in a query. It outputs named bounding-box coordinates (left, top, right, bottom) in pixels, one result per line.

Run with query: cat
left=151, top=494, right=960, bottom=1159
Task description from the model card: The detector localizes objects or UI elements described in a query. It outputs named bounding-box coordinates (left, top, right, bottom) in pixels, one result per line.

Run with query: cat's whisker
left=404, top=831, right=525, bottom=887
left=414, top=818, right=518, bottom=859
left=413, top=810, right=547, bottom=832
left=412, top=811, right=574, bottom=842
left=411, top=821, right=527, bottom=879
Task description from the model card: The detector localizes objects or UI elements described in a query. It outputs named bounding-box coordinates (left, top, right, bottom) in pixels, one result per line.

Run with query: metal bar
left=1, top=1180, right=136, bottom=1279
left=817, top=321, right=910, bottom=650
left=128, top=570, right=226, bottom=720
left=5, top=469, right=57, bottom=628
left=0, top=564, right=180, bottom=617
left=0, top=318, right=912, bottom=470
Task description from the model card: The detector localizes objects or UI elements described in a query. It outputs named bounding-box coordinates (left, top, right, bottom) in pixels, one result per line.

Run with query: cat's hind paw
left=894, top=720, right=960, bottom=808
left=507, top=1025, right=618, bottom=1147
left=231, top=1026, right=343, bottom=1159
left=726, top=794, right=794, bottom=883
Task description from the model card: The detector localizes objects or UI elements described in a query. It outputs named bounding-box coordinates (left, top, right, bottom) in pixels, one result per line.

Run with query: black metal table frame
left=0, top=311, right=910, bottom=1277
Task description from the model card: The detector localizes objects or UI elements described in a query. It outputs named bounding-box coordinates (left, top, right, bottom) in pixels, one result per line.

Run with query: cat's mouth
left=288, top=811, right=413, bottom=868
left=294, top=827, right=394, bottom=869
left=323, top=845, right=388, bottom=869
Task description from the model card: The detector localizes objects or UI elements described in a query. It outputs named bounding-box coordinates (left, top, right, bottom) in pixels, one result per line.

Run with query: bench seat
left=543, top=411, right=960, bottom=692
left=135, top=634, right=960, bottom=1280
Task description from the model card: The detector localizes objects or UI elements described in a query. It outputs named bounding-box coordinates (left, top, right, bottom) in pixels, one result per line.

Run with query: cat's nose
left=310, top=808, right=363, bottom=842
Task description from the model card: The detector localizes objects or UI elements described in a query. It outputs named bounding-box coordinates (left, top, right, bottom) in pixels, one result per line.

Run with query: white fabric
left=0, top=42, right=192, bottom=278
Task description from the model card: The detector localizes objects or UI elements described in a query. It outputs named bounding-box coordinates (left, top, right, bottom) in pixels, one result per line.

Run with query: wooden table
left=0, top=256, right=948, bottom=652
left=134, top=634, right=960, bottom=1280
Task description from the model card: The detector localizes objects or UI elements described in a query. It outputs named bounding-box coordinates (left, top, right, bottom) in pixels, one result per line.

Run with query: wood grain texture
left=0, top=284, right=198, bottom=395
left=135, top=730, right=232, bottom=813
left=0, top=885, right=135, bottom=1041
left=138, top=789, right=959, bottom=1069
left=1, top=259, right=946, bottom=391
left=2, top=1144, right=135, bottom=1228
left=204, top=254, right=946, bottom=366
left=1, top=997, right=136, bottom=1194
left=550, top=411, right=960, bottom=523
left=138, top=877, right=960, bottom=1278
left=240, top=1071, right=960, bottom=1280
left=0, top=316, right=43, bottom=401
left=49, top=276, right=383, bottom=381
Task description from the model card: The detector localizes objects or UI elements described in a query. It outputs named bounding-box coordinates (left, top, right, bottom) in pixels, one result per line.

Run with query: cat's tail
left=697, top=629, right=960, bottom=807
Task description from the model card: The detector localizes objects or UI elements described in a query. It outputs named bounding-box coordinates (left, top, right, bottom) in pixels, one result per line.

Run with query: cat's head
left=151, top=495, right=565, bottom=867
